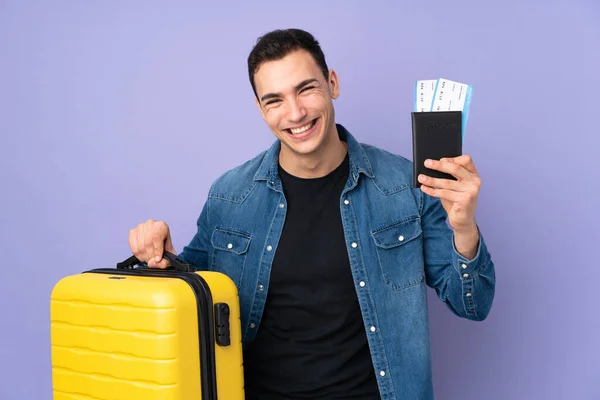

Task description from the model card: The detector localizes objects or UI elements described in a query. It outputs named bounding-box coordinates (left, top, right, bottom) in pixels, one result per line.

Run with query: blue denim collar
left=253, top=123, right=375, bottom=188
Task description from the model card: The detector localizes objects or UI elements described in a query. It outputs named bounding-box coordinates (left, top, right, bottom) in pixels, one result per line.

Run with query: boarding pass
left=414, top=78, right=473, bottom=139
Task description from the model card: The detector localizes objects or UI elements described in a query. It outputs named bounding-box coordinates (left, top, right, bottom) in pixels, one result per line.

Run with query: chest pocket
left=210, top=227, right=252, bottom=288
left=370, top=216, right=425, bottom=290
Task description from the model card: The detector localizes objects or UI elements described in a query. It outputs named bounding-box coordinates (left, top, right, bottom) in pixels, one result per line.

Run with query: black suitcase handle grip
left=116, top=252, right=194, bottom=272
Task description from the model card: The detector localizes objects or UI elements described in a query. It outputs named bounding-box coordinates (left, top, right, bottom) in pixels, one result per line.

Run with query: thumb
left=150, top=235, right=175, bottom=269
left=154, top=258, right=172, bottom=269
left=151, top=226, right=173, bottom=263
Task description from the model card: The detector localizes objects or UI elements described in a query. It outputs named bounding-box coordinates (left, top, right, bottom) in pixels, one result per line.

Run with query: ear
left=328, top=69, right=340, bottom=100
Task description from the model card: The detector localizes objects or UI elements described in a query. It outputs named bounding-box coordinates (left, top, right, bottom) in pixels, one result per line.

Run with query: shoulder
left=361, top=143, right=415, bottom=193
left=362, top=143, right=413, bottom=171
left=207, top=149, right=268, bottom=203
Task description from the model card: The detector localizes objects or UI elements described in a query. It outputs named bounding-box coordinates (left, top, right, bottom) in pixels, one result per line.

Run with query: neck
left=279, top=124, right=348, bottom=179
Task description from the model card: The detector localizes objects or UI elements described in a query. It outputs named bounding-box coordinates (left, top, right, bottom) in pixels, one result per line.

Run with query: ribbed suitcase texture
left=50, top=261, right=245, bottom=400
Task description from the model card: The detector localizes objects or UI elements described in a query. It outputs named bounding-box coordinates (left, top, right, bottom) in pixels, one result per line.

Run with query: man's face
left=253, top=49, right=340, bottom=161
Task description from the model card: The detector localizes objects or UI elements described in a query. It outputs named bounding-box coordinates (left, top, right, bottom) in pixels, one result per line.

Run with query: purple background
left=1, top=1, right=599, bottom=399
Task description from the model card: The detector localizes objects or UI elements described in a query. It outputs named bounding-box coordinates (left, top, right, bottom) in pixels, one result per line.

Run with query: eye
left=265, top=99, right=280, bottom=106
left=300, top=86, right=316, bottom=93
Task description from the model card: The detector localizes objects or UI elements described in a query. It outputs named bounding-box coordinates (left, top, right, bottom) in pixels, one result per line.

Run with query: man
left=128, top=29, right=495, bottom=400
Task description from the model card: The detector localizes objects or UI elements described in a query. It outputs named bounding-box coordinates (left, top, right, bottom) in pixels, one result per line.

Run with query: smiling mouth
left=286, top=119, right=317, bottom=135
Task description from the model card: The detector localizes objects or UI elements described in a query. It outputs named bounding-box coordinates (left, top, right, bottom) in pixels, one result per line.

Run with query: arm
left=179, top=198, right=211, bottom=271
left=453, top=222, right=480, bottom=260
left=128, top=194, right=212, bottom=270
left=418, top=155, right=496, bottom=321
left=421, top=191, right=495, bottom=321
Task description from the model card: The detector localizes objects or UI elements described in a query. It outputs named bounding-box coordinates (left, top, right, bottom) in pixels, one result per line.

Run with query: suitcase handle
left=116, top=252, right=194, bottom=272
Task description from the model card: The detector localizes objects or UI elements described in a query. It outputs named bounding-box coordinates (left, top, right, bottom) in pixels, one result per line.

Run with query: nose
left=286, top=98, right=307, bottom=123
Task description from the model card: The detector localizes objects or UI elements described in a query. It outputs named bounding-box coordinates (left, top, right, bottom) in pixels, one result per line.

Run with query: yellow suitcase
left=50, top=252, right=245, bottom=400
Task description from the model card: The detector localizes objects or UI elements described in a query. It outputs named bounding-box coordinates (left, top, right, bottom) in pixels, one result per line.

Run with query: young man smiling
left=128, top=29, right=496, bottom=399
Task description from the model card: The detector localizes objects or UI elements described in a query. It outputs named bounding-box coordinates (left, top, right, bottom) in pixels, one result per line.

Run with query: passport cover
left=412, top=111, right=462, bottom=188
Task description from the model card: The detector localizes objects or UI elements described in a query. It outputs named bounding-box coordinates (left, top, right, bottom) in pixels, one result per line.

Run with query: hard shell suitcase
left=50, top=252, right=245, bottom=400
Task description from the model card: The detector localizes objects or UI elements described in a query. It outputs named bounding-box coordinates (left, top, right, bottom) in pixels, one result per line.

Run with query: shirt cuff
left=451, top=226, right=489, bottom=275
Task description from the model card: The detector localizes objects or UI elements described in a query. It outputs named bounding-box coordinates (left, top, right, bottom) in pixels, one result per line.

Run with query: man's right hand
left=128, top=219, right=176, bottom=269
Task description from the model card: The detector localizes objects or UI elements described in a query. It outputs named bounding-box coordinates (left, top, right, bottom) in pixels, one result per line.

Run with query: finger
left=420, top=184, right=465, bottom=202
left=425, top=159, right=471, bottom=180
left=436, top=158, right=481, bottom=189
left=418, top=174, right=462, bottom=190
left=440, top=155, right=478, bottom=174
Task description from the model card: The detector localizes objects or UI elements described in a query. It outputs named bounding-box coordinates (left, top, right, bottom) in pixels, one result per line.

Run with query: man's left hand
left=418, top=155, right=481, bottom=233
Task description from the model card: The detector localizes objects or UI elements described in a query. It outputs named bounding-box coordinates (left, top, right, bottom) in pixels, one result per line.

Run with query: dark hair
left=247, top=29, right=329, bottom=99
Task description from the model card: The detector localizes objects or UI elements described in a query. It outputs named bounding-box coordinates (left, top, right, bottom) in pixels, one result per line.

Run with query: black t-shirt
left=243, top=153, right=381, bottom=399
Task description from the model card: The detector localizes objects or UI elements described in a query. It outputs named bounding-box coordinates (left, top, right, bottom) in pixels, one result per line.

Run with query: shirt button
left=370, top=326, right=376, bottom=332
left=380, top=371, right=386, bottom=377
left=461, top=263, right=468, bottom=269
left=279, top=203, right=285, bottom=208
left=227, top=243, right=233, bottom=249
left=351, top=242, right=358, bottom=248
left=398, top=235, right=404, bottom=241
left=466, top=293, right=472, bottom=297
left=250, top=323, right=256, bottom=328
left=258, top=285, right=264, bottom=291
left=359, top=281, right=366, bottom=287
left=267, top=245, right=272, bottom=251
left=344, top=199, right=350, bottom=205
left=463, top=273, right=469, bottom=279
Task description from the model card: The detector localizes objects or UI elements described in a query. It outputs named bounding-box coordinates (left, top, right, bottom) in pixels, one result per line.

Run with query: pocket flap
left=211, top=228, right=251, bottom=254
left=371, top=217, right=422, bottom=249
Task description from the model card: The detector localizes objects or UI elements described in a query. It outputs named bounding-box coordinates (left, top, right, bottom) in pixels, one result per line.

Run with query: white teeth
left=290, top=120, right=314, bottom=134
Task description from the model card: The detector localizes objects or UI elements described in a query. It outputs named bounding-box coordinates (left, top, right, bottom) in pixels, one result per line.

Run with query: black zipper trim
left=84, top=268, right=218, bottom=400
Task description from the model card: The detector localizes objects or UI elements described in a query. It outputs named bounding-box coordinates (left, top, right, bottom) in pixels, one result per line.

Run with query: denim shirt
left=180, top=124, right=496, bottom=400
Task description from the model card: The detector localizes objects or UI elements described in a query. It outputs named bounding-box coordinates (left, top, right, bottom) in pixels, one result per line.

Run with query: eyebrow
left=260, top=78, right=319, bottom=103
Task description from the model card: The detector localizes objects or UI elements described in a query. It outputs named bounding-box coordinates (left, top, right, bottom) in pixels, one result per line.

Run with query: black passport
left=411, top=111, right=463, bottom=188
